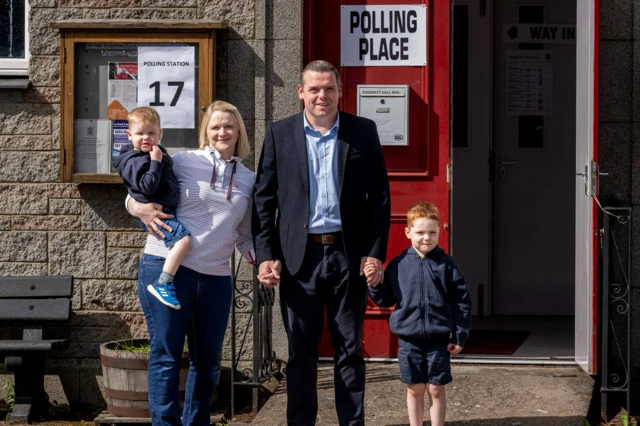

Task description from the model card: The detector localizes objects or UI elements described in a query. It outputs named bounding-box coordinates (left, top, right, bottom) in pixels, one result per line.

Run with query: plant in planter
left=100, top=338, right=189, bottom=418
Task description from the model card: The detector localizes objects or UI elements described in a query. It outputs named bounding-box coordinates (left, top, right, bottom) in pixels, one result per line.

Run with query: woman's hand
left=127, top=198, right=173, bottom=239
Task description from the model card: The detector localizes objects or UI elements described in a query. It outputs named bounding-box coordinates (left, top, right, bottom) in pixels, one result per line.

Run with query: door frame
left=574, top=0, right=598, bottom=375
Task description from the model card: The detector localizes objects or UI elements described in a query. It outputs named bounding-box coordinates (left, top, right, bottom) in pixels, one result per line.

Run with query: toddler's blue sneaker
left=147, top=280, right=181, bottom=310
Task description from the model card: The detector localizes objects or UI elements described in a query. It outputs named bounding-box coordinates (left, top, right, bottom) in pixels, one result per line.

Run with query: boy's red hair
left=406, top=202, right=440, bottom=228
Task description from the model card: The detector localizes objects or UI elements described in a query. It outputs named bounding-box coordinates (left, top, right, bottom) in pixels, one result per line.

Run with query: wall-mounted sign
left=138, top=45, right=195, bottom=129
left=507, top=50, right=553, bottom=116
left=503, top=24, right=576, bottom=44
left=340, top=5, right=427, bottom=67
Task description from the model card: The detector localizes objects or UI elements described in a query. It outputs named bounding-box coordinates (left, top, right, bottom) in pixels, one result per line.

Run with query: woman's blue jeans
left=138, top=254, right=232, bottom=426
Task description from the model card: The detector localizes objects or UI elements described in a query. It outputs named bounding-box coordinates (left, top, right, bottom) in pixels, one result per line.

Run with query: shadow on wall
left=0, top=311, right=147, bottom=407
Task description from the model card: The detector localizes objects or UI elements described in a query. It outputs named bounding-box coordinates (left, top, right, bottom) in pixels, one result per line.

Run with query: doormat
left=460, top=329, right=531, bottom=355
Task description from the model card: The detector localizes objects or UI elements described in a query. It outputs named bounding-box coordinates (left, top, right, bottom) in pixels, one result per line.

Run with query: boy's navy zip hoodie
left=369, top=245, right=472, bottom=346
left=112, top=144, right=181, bottom=208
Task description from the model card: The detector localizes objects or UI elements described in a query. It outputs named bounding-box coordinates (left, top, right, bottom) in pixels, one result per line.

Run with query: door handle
left=499, top=156, right=518, bottom=180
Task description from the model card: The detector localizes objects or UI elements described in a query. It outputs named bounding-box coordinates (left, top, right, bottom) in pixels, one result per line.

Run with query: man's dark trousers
left=280, top=238, right=368, bottom=426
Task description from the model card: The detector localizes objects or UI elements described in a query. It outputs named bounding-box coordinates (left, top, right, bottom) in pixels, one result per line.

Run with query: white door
left=574, top=0, right=597, bottom=375
left=492, top=0, right=576, bottom=315
left=452, top=0, right=492, bottom=316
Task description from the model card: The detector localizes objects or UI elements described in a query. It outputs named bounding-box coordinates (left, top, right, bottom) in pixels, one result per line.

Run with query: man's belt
left=308, top=232, right=342, bottom=244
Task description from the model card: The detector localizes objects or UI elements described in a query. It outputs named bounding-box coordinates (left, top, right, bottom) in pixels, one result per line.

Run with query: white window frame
left=0, top=0, right=30, bottom=76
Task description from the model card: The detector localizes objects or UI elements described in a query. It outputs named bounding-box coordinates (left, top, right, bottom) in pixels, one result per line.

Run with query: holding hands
left=447, top=343, right=463, bottom=355
left=258, top=260, right=282, bottom=287
left=361, top=257, right=383, bottom=287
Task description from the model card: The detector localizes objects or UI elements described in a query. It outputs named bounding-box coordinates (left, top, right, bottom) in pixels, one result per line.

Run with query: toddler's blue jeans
left=137, top=254, right=232, bottom=426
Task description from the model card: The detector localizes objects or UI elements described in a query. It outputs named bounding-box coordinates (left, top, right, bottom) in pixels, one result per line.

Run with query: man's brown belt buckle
left=321, top=234, right=334, bottom=244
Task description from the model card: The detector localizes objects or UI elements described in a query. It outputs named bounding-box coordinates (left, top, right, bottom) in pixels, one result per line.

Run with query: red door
left=304, top=0, right=451, bottom=358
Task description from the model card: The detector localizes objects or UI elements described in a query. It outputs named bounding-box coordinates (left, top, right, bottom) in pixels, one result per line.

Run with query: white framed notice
left=74, top=119, right=111, bottom=174
left=340, top=5, right=427, bottom=67
left=138, top=46, right=196, bottom=129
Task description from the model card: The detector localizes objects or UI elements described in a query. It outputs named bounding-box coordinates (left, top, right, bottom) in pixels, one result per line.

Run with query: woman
left=127, top=101, right=255, bottom=426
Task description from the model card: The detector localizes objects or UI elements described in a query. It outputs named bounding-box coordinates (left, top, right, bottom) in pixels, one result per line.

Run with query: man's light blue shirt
left=303, top=112, right=342, bottom=234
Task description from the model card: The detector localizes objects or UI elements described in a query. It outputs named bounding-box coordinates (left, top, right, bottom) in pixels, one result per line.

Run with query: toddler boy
left=113, top=107, right=191, bottom=310
left=366, top=201, right=471, bottom=426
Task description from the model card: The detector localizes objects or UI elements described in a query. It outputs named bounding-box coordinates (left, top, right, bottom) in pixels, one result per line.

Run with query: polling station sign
left=341, top=5, right=427, bottom=67
left=138, top=45, right=196, bottom=129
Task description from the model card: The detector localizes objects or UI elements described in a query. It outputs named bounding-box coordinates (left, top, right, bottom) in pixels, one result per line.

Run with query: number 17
left=149, top=81, right=184, bottom=107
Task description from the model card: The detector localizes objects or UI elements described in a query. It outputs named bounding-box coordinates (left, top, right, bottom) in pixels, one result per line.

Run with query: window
left=0, top=0, right=29, bottom=75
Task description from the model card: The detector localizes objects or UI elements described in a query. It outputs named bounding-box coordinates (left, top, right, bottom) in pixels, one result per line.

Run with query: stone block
left=107, top=231, right=148, bottom=248
left=223, top=311, right=252, bottom=361
left=106, top=248, right=140, bottom=279
left=50, top=341, right=101, bottom=358
left=82, top=199, right=139, bottom=231
left=110, top=8, right=196, bottom=19
left=0, top=135, right=56, bottom=151
left=599, top=122, right=632, bottom=206
left=0, top=232, right=48, bottom=261
left=12, top=215, right=81, bottom=230
left=265, top=40, right=301, bottom=120
left=31, top=8, right=83, bottom=56
left=23, top=87, right=61, bottom=103
left=0, top=103, right=53, bottom=135
left=83, top=8, right=111, bottom=19
left=0, top=262, right=48, bottom=275
left=227, top=40, right=257, bottom=120
left=600, top=41, right=633, bottom=122
left=0, top=152, right=59, bottom=182
left=47, top=183, right=81, bottom=198
left=0, top=216, right=10, bottom=230
left=72, top=279, right=82, bottom=310
left=48, top=325, right=113, bottom=343
left=253, top=120, right=267, bottom=170
left=0, top=184, right=49, bottom=214
left=59, top=0, right=139, bottom=6
left=49, top=231, right=106, bottom=278
left=633, top=122, right=640, bottom=204
left=242, top=119, right=256, bottom=170
left=109, top=312, right=149, bottom=340
left=600, top=0, right=633, bottom=39
left=78, top=184, right=128, bottom=200
left=52, top=103, right=61, bottom=149
left=198, top=0, right=254, bottom=40
left=0, top=90, right=23, bottom=103
left=31, top=0, right=56, bottom=6
left=49, top=199, right=83, bottom=215
left=44, top=358, right=81, bottom=405
left=68, top=310, right=115, bottom=327
left=142, top=0, right=196, bottom=6
left=256, top=0, right=302, bottom=41
left=80, top=358, right=106, bottom=406
left=30, top=56, right=60, bottom=86
left=82, top=279, right=140, bottom=311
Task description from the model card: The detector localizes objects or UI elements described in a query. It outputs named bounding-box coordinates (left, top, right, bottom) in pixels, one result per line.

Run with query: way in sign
left=504, top=24, right=576, bottom=43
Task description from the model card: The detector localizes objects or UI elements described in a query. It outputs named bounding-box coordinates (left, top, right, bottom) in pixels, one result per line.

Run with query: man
left=252, top=60, right=391, bottom=426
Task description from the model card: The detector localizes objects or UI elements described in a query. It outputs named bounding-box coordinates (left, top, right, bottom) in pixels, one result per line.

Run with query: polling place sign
left=340, top=5, right=427, bottom=67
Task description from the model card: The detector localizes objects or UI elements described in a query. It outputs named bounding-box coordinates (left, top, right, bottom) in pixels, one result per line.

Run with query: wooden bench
left=0, top=276, right=73, bottom=423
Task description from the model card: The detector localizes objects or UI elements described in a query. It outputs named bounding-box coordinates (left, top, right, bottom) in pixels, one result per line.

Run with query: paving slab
left=250, top=362, right=594, bottom=426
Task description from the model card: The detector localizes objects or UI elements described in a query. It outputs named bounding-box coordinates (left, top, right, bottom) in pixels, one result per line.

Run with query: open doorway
left=451, top=0, right=577, bottom=360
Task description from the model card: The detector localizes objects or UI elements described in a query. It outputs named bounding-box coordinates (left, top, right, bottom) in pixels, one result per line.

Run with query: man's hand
left=127, top=198, right=173, bottom=239
left=360, top=256, right=383, bottom=287
left=149, top=145, right=162, bottom=162
left=447, top=343, right=463, bottom=355
left=257, top=260, right=282, bottom=287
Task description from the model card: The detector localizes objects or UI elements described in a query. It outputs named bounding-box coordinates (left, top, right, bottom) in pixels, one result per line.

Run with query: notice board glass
left=54, top=23, right=222, bottom=183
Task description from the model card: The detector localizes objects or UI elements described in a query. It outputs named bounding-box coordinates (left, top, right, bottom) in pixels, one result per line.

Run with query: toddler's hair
left=128, top=107, right=161, bottom=128
left=407, top=202, right=440, bottom=228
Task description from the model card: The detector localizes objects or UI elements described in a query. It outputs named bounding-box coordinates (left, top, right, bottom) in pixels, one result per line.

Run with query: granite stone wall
left=0, top=0, right=301, bottom=406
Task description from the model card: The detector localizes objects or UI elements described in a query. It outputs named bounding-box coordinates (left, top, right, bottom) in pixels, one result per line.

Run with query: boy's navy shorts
left=139, top=207, right=190, bottom=248
left=398, top=335, right=452, bottom=386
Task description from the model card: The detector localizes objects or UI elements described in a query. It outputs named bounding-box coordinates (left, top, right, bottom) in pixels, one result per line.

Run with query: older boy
left=367, top=201, right=471, bottom=426
left=113, top=107, right=191, bottom=310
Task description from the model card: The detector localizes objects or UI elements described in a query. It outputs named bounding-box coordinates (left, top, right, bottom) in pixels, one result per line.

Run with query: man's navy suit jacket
left=252, top=111, right=391, bottom=275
